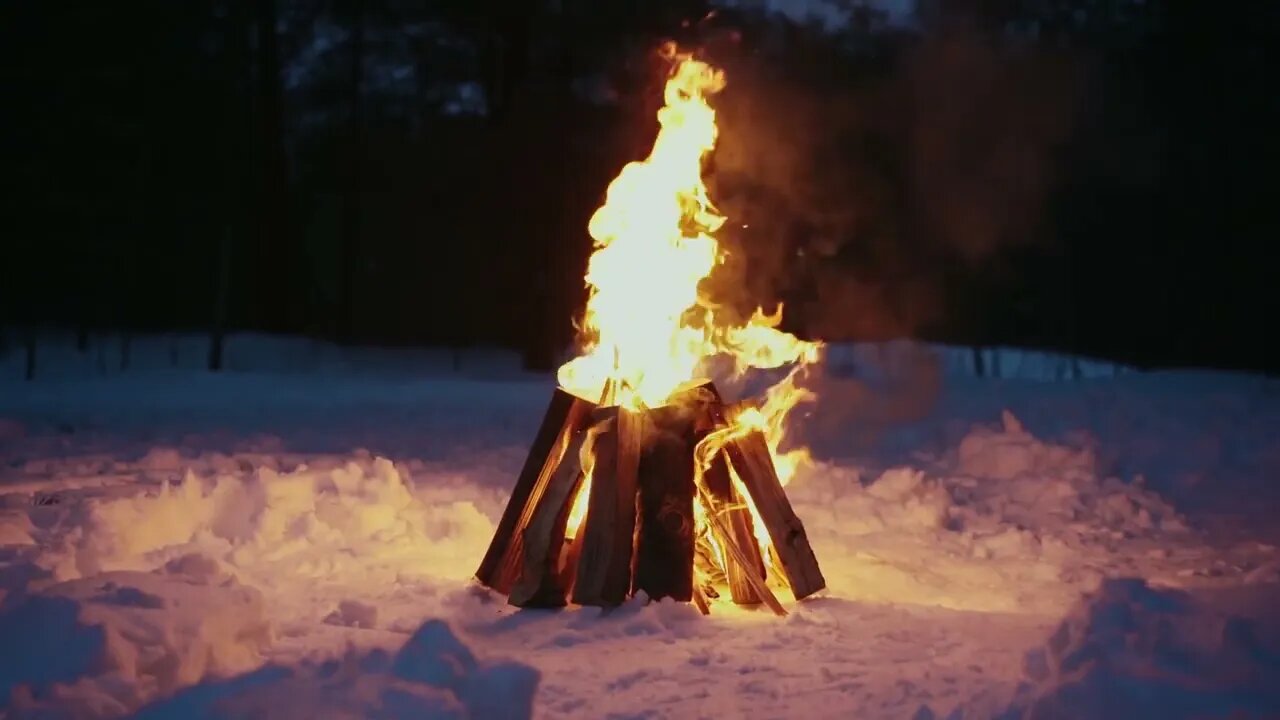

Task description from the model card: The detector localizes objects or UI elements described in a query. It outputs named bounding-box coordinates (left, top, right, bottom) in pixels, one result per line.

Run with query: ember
left=476, top=45, right=824, bottom=615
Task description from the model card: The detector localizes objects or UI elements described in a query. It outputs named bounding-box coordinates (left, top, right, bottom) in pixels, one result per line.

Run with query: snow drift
left=2, top=334, right=1278, bottom=718
left=1004, top=578, right=1280, bottom=719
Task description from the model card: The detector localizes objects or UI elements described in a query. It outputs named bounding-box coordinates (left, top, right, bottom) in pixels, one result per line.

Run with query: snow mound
left=1005, top=578, right=1280, bottom=719
left=0, top=574, right=536, bottom=719
left=957, top=410, right=1096, bottom=481
left=132, top=619, right=539, bottom=720
left=790, top=411, right=1193, bottom=613
left=947, top=411, right=1186, bottom=536
left=0, top=568, right=272, bottom=716
left=55, top=456, right=495, bottom=590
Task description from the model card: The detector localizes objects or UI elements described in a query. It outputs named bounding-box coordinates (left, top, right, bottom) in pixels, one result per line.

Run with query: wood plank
left=507, top=430, right=589, bottom=608
left=571, top=407, right=643, bottom=606
left=723, top=429, right=826, bottom=600
left=701, top=452, right=766, bottom=605
left=556, top=518, right=587, bottom=592
left=476, top=388, right=592, bottom=593
left=632, top=405, right=697, bottom=602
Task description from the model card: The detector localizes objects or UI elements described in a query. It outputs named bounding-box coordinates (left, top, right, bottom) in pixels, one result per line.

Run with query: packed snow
left=2, top=333, right=1278, bottom=718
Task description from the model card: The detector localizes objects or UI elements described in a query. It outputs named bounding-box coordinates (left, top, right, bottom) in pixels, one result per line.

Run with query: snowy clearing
left=2, top=335, right=1279, bottom=719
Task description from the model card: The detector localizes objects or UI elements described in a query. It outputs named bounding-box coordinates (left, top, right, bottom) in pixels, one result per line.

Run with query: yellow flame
left=564, top=470, right=592, bottom=543
left=564, top=418, right=612, bottom=541
left=556, top=46, right=819, bottom=412
left=556, top=46, right=821, bottom=592
left=735, top=360, right=818, bottom=487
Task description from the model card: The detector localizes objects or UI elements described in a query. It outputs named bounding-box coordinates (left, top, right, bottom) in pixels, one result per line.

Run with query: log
left=571, top=407, right=643, bottom=606
left=476, top=388, right=592, bottom=593
left=508, top=429, right=589, bottom=607
left=556, top=517, right=587, bottom=592
left=701, top=452, right=766, bottom=605
left=723, top=429, right=826, bottom=600
left=632, top=404, right=697, bottom=602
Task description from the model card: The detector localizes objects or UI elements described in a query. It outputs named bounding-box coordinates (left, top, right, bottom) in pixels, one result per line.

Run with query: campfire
left=476, top=46, right=824, bottom=615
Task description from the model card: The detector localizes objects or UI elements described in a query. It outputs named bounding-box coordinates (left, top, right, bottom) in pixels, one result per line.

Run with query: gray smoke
left=701, top=22, right=1083, bottom=341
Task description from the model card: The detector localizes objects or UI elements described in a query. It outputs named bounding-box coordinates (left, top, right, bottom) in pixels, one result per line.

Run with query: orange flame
left=564, top=417, right=613, bottom=541
left=556, top=46, right=820, bottom=595
left=556, top=46, right=819, bottom=412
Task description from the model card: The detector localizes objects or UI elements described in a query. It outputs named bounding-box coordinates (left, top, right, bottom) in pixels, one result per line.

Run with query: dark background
left=3, top=1, right=1277, bottom=375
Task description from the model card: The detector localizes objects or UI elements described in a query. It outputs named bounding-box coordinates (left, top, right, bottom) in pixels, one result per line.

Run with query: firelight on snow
left=476, top=45, right=825, bottom=615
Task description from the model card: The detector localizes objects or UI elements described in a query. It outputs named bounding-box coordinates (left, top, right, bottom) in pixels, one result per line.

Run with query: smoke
left=672, top=17, right=1085, bottom=448
left=696, top=19, right=1084, bottom=343
left=898, top=28, right=1082, bottom=263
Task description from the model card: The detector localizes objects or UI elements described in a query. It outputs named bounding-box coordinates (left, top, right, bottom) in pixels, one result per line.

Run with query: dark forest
left=4, top=0, right=1277, bottom=374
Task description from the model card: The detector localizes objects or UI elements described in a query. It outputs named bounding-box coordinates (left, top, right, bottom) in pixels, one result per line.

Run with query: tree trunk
left=252, top=0, right=294, bottom=333
left=209, top=226, right=232, bottom=371
left=337, top=0, right=365, bottom=344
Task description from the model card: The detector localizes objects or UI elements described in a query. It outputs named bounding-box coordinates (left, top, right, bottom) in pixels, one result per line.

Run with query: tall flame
left=556, top=46, right=819, bottom=412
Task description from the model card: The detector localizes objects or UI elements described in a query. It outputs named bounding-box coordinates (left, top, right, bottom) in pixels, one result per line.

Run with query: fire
left=556, top=45, right=818, bottom=412
left=556, top=45, right=820, bottom=597
left=564, top=416, right=612, bottom=541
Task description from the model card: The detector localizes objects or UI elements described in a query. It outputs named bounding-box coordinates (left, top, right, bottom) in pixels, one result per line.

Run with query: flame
left=564, top=418, right=611, bottom=541
left=556, top=46, right=818, bottom=412
left=734, top=360, right=818, bottom=487
left=564, top=469, right=593, bottom=543
left=690, top=360, right=818, bottom=588
left=555, top=46, right=821, bottom=599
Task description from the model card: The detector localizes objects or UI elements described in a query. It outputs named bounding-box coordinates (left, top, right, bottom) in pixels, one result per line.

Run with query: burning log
left=571, top=407, right=642, bottom=606
left=507, top=428, right=589, bottom=607
left=633, top=403, right=698, bottom=603
left=701, top=453, right=767, bottom=605
left=721, top=419, right=826, bottom=601
left=475, top=381, right=823, bottom=616
left=476, top=388, right=592, bottom=594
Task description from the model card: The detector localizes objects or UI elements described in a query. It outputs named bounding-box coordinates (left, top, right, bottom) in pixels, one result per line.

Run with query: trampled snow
left=2, top=333, right=1278, bottom=718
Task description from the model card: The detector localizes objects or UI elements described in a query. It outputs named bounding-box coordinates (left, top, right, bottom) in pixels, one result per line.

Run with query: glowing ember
left=555, top=45, right=821, bottom=597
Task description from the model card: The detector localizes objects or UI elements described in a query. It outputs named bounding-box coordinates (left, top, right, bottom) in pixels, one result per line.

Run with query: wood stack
left=474, top=380, right=824, bottom=615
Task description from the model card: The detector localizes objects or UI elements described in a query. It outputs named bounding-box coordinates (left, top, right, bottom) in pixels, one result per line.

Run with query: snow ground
left=1, top=334, right=1279, bottom=719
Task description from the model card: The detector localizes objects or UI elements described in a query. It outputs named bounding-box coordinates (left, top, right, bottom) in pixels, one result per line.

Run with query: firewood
left=632, top=404, right=697, bottom=602
left=508, top=429, right=589, bottom=607
left=701, top=452, right=766, bottom=605
left=476, top=388, right=593, bottom=593
left=691, top=459, right=787, bottom=615
left=483, top=378, right=823, bottom=616
left=723, top=429, right=826, bottom=600
left=571, top=407, right=643, bottom=606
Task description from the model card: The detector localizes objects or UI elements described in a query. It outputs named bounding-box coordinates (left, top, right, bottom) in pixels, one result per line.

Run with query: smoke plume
left=698, top=20, right=1084, bottom=343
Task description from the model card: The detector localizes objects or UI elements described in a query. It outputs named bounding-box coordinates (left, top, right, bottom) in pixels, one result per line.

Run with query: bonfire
left=476, top=45, right=824, bottom=615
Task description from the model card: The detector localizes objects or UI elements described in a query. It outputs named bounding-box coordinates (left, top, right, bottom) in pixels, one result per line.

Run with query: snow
left=2, top=333, right=1279, bottom=718
left=1006, top=579, right=1280, bottom=719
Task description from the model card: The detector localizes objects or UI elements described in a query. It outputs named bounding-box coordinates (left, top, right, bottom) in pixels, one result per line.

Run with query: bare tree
left=252, top=0, right=297, bottom=333
left=337, top=0, right=366, bottom=344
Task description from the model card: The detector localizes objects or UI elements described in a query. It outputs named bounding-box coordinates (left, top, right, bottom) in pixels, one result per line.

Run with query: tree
left=252, top=0, right=298, bottom=333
